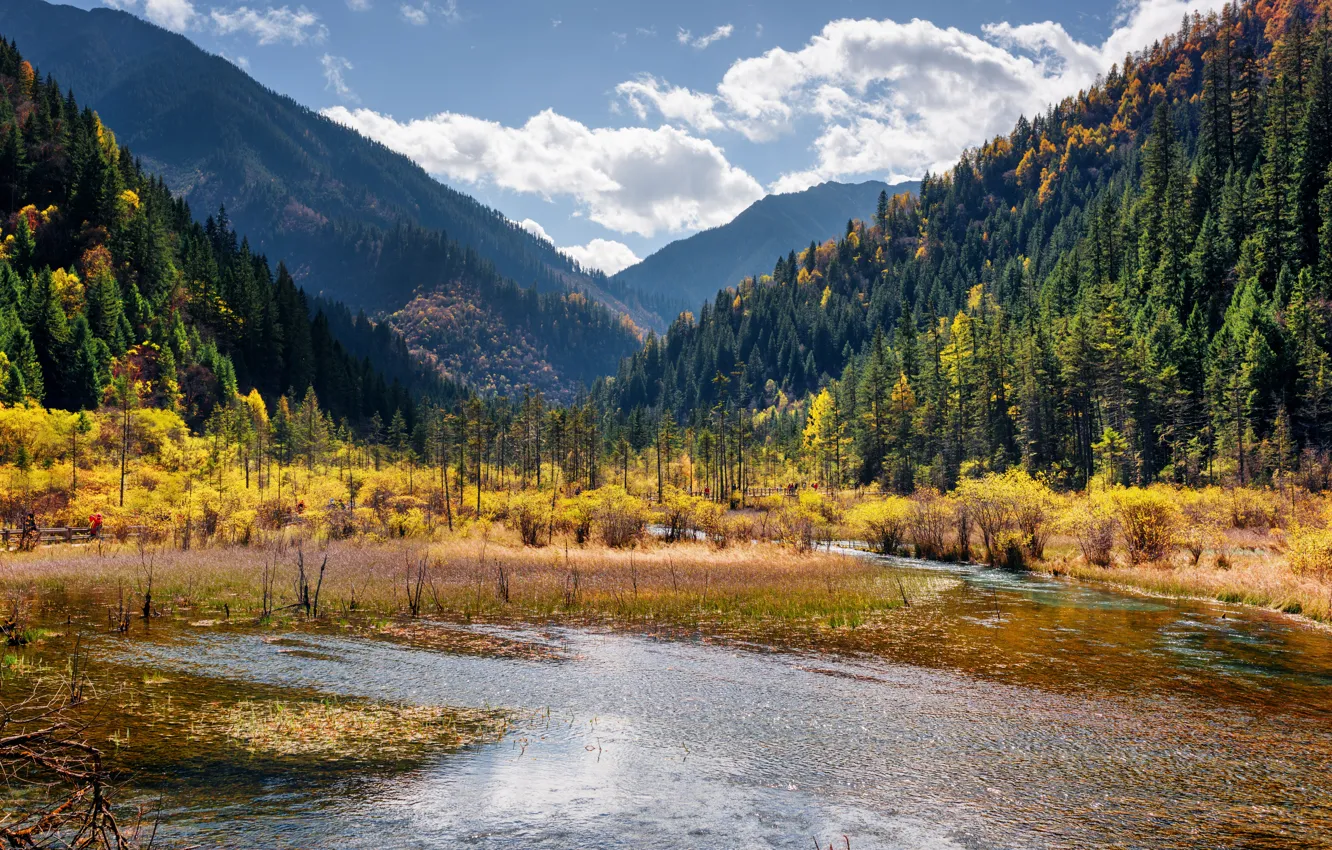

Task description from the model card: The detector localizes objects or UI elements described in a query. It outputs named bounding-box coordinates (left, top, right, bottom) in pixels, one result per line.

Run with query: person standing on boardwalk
left=18, top=511, right=38, bottom=551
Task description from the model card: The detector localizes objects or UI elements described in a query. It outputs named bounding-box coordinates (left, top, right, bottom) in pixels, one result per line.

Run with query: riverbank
left=1031, top=532, right=1332, bottom=624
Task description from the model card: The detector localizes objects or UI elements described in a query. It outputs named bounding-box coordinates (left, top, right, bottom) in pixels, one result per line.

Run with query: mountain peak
left=614, top=179, right=919, bottom=306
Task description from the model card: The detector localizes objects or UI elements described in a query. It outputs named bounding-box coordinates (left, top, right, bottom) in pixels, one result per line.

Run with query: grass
left=204, top=698, right=509, bottom=760
left=0, top=532, right=944, bottom=635
left=1036, top=534, right=1332, bottom=624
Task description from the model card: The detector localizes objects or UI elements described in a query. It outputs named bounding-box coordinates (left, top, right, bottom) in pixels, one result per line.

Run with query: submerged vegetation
left=207, top=699, right=509, bottom=761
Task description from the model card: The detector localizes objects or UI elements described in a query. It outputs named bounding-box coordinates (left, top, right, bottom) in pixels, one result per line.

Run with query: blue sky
left=70, top=0, right=1223, bottom=272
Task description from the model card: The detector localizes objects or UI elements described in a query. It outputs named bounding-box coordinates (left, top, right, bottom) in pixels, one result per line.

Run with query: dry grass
left=0, top=532, right=938, bottom=631
left=203, top=699, right=508, bottom=760
left=1038, top=532, right=1332, bottom=623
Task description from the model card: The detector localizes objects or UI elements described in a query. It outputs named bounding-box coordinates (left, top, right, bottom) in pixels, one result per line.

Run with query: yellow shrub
left=1288, top=526, right=1332, bottom=581
left=579, top=486, right=648, bottom=548
left=848, top=497, right=911, bottom=555
left=953, top=469, right=1056, bottom=564
left=1062, top=492, right=1118, bottom=567
left=506, top=490, right=553, bottom=546
left=658, top=488, right=711, bottom=543
left=1112, top=487, right=1179, bottom=564
left=1226, top=487, right=1281, bottom=530
left=907, top=489, right=954, bottom=561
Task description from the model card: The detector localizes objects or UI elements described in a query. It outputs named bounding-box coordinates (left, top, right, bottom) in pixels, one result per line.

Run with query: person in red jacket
left=88, top=513, right=104, bottom=538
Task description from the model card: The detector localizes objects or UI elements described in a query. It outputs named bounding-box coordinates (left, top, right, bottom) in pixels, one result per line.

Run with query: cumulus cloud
left=103, top=0, right=197, bottom=32
left=615, top=76, right=724, bottom=133
left=678, top=24, right=733, bottom=50
left=400, top=3, right=428, bottom=25
left=516, top=218, right=553, bottom=243
left=323, top=106, right=764, bottom=237
left=561, top=239, right=641, bottom=275
left=623, top=0, right=1225, bottom=192
left=210, top=5, right=326, bottom=45
left=346, top=0, right=372, bottom=9
left=515, top=219, right=641, bottom=274
left=321, top=54, right=357, bottom=102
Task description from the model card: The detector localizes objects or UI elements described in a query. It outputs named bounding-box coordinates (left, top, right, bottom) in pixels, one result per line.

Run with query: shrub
left=1287, top=526, right=1332, bottom=581
left=1010, top=476, right=1059, bottom=560
left=907, top=489, right=954, bottom=560
left=776, top=500, right=828, bottom=553
left=558, top=494, right=595, bottom=544
left=1112, top=487, right=1179, bottom=564
left=589, top=487, right=648, bottom=548
left=994, top=528, right=1028, bottom=570
left=1064, top=495, right=1118, bottom=567
left=1175, top=489, right=1226, bottom=565
left=506, top=491, right=553, bottom=547
left=694, top=501, right=730, bottom=547
left=953, top=469, right=1055, bottom=565
left=848, top=497, right=911, bottom=555
left=1227, top=487, right=1281, bottom=530
left=659, top=489, right=710, bottom=543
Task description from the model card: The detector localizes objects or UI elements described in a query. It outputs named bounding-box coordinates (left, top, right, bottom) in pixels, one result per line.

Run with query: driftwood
left=0, top=686, right=147, bottom=848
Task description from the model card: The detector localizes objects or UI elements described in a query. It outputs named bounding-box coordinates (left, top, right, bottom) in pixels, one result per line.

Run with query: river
left=10, top=553, right=1332, bottom=848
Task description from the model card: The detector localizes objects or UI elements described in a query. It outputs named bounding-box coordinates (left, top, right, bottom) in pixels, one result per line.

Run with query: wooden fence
left=1, top=526, right=148, bottom=547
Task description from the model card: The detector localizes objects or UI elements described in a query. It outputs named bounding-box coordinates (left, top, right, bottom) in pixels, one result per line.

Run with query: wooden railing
left=1, top=526, right=147, bottom=547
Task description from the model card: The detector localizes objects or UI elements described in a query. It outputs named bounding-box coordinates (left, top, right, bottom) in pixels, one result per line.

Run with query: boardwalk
left=1, top=526, right=147, bottom=548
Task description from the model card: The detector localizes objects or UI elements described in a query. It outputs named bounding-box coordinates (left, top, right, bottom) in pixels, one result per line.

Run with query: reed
left=0, top=534, right=942, bottom=631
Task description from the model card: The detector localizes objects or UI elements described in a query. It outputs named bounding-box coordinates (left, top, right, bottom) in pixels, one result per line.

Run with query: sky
left=67, top=0, right=1226, bottom=274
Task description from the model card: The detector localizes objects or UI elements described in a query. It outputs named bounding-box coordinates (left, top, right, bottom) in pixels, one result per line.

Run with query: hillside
left=0, top=0, right=636, bottom=305
left=605, top=0, right=1332, bottom=494
left=0, top=0, right=648, bottom=392
left=0, top=37, right=445, bottom=431
left=613, top=180, right=918, bottom=307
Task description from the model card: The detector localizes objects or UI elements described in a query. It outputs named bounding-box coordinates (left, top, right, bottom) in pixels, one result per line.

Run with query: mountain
left=604, top=0, right=1332, bottom=493
left=612, top=180, right=919, bottom=308
left=0, top=37, right=445, bottom=432
left=0, top=0, right=655, bottom=394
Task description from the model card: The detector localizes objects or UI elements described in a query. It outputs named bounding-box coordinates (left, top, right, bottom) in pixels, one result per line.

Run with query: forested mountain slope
left=0, top=0, right=654, bottom=311
left=606, top=0, right=1332, bottom=493
left=613, top=180, right=918, bottom=307
left=0, top=38, right=447, bottom=432
left=0, top=0, right=655, bottom=393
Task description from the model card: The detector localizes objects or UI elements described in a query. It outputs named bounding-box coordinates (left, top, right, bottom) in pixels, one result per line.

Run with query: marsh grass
left=0, top=535, right=935, bottom=632
left=1039, top=535, right=1332, bottom=623
left=206, top=699, right=509, bottom=760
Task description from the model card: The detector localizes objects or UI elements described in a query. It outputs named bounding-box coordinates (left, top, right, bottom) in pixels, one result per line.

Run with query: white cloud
left=516, top=218, right=553, bottom=243
left=210, top=5, right=326, bottom=45
left=399, top=0, right=459, bottom=26
left=515, top=219, right=642, bottom=274
left=103, top=0, right=197, bottom=32
left=624, top=0, right=1225, bottom=192
left=678, top=23, right=733, bottom=50
left=323, top=106, right=764, bottom=237
left=561, top=239, right=641, bottom=275
left=321, top=54, right=357, bottom=102
left=346, top=0, right=372, bottom=10
left=615, top=76, right=724, bottom=133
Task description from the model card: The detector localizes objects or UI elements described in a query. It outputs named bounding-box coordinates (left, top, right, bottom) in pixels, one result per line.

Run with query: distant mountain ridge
left=0, top=0, right=665, bottom=318
left=0, top=0, right=649, bottom=393
left=613, top=180, right=920, bottom=307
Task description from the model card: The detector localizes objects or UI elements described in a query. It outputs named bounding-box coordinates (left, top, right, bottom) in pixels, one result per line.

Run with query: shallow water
left=15, top=555, right=1332, bottom=848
